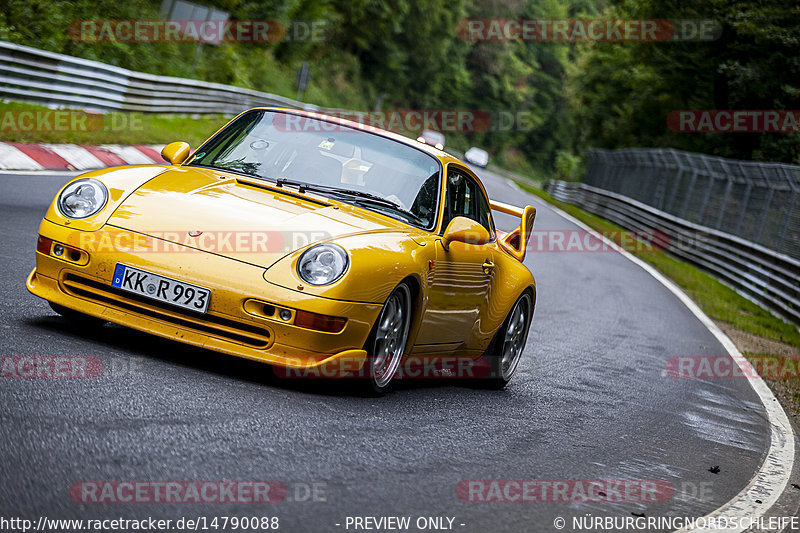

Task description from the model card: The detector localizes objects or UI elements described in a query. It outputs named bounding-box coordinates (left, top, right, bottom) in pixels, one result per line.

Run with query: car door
left=414, top=167, right=498, bottom=351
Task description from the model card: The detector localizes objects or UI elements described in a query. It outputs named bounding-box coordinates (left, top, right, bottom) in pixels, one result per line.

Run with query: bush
left=554, top=150, right=582, bottom=181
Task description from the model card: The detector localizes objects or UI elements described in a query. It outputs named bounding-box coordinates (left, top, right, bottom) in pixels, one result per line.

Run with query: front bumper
left=28, top=220, right=381, bottom=373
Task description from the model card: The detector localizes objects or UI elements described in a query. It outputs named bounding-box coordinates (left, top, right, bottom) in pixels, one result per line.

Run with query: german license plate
left=111, top=264, right=210, bottom=313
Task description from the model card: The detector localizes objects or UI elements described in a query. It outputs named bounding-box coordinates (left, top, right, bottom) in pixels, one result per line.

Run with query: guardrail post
left=604, top=152, right=615, bottom=189
left=665, top=149, right=685, bottom=214
left=652, top=150, right=667, bottom=210
left=680, top=170, right=699, bottom=219
left=754, top=165, right=775, bottom=243
left=775, top=190, right=797, bottom=252
left=612, top=151, right=623, bottom=190
left=715, top=177, right=734, bottom=230
left=696, top=157, right=716, bottom=224
left=733, top=162, right=753, bottom=236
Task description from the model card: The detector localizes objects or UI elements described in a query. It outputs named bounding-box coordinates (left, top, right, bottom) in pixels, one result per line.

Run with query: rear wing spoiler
left=490, top=200, right=537, bottom=261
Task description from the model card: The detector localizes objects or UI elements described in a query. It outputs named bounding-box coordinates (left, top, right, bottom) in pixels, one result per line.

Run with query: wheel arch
left=397, top=274, right=424, bottom=352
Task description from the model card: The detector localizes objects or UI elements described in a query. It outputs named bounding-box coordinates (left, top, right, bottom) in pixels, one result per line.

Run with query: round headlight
left=57, top=178, right=108, bottom=219
left=297, top=244, right=349, bottom=286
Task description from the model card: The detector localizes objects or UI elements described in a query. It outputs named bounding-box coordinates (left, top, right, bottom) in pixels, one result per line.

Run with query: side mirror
left=441, top=216, right=491, bottom=250
left=161, top=142, right=191, bottom=165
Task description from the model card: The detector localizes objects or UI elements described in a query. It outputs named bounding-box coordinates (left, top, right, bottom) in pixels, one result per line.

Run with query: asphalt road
left=0, top=168, right=778, bottom=532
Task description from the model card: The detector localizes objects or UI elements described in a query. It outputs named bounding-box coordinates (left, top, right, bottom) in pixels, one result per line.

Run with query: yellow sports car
left=27, top=108, right=537, bottom=394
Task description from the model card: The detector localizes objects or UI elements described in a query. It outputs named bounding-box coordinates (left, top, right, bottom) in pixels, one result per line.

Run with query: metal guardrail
left=585, top=148, right=800, bottom=261
left=0, top=40, right=315, bottom=114
left=545, top=179, right=800, bottom=326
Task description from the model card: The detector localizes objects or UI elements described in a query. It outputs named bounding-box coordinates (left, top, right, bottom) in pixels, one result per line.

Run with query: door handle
left=482, top=261, right=495, bottom=274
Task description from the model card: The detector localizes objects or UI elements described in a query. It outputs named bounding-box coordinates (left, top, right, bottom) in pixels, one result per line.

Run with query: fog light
left=279, top=309, right=292, bottom=321
left=53, top=244, right=64, bottom=256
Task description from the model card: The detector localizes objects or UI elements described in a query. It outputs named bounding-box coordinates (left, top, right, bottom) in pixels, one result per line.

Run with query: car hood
left=106, top=166, right=416, bottom=267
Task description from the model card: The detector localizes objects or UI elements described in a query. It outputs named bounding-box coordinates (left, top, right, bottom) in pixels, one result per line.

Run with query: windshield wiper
left=275, top=177, right=313, bottom=192
left=190, top=162, right=264, bottom=180
left=273, top=178, right=424, bottom=224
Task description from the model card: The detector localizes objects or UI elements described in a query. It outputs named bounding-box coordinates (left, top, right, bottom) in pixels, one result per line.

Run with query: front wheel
left=482, top=291, right=533, bottom=389
left=359, top=283, right=412, bottom=395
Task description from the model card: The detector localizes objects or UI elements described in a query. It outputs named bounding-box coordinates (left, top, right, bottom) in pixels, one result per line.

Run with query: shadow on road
left=24, top=315, right=505, bottom=398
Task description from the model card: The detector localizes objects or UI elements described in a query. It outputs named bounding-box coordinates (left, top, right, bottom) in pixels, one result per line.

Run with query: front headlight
left=57, top=178, right=108, bottom=219
left=297, top=244, right=349, bottom=286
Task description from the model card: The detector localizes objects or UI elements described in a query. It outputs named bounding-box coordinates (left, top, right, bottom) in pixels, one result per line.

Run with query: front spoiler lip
left=26, top=267, right=367, bottom=375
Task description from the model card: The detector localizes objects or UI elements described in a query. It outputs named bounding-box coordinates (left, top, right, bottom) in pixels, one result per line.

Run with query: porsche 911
left=27, top=108, right=537, bottom=394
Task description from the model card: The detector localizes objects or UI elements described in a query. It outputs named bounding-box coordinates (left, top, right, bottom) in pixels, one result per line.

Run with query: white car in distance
left=465, top=146, right=489, bottom=168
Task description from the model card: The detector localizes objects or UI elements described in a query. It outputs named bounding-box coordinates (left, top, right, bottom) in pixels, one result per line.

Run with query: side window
left=446, top=171, right=471, bottom=223
left=443, top=169, right=495, bottom=237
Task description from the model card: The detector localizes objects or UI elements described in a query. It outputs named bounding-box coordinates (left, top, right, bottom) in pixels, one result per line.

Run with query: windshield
left=188, top=110, right=442, bottom=230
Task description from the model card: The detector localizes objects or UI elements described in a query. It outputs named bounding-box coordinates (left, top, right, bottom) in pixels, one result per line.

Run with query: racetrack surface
left=0, top=169, right=781, bottom=531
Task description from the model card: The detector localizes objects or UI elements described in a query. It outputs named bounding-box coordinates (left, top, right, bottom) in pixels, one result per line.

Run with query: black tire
left=49, top=302, right=107, bottom=327
left=358, top=282, right=412, bottom=396
left=478, top=291, right=533, bottom=389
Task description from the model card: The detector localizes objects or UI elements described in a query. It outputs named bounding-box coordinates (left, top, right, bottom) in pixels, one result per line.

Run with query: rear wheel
left=481, top=292, right=532, bottom=389
left=49, top=302, right=107, bottom=327
left=359, top=283, right=412, bottom=395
